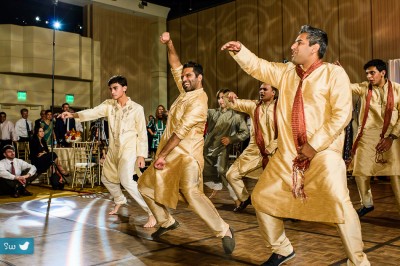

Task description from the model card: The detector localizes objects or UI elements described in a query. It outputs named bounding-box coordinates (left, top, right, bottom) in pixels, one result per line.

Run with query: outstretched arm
left=160, top=32, right=181, bottom=69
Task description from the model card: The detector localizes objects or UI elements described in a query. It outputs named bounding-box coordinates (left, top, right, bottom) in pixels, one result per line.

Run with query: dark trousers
left=0, top=174, right=37, bottom=196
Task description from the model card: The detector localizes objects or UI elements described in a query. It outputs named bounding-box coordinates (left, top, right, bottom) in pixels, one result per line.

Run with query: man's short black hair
left=62, top=103, right=70, bottom=108
left=108, top=75, right=128, bottom=87
left=183, top=61, right=203, bottom=77
left=0, top=112, right=6, bottom=116
left=299, top=25, right=328, bottom=59
left=2, top=144, right=15, bottom=153
left=20, top=108, right=28, bottom=114
left=364, top=59, right=387, bottom=78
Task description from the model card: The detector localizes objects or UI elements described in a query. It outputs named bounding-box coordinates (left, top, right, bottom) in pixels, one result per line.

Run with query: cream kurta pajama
left=226, top=99, right=277, bottom=202
left=231, top=45, right=369, bottom=265
left=138, top=65, right=229, bottom=237
left=203, top=108, right=249, bottom=199
left=351, top=81, right=400, bottom=210
left=77, top=98, right=151, bottom=215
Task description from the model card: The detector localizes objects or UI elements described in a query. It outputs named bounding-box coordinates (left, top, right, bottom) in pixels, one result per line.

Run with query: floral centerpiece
left=65, top=129, right=82, bottom=143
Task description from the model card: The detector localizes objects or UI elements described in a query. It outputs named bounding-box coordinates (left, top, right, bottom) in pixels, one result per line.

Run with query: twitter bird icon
left=19, top=241, right=30, bottom=251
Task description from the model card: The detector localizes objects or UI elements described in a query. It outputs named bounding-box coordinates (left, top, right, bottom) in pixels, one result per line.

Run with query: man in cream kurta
left=59, top=75, right=155, bottom=228
left=138, top=32, right=235, bottom=255
left=226, top=83, right=278, bottom=212
left=203, top=89, right=249, bottom=205
left=222, top=25, right=369, bottom=265
left=350, top=59, right=400, bottom=217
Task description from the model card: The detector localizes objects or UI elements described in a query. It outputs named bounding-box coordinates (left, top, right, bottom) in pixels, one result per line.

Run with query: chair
left=16, top=141, right=30, bottom=162
left=71, top=142, right=98, bottom=188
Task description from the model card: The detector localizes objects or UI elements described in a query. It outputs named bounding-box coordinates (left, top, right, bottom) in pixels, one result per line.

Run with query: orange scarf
left=254, top=100, right=276, bottom=169
left=291, top=60, right=323, bottom=199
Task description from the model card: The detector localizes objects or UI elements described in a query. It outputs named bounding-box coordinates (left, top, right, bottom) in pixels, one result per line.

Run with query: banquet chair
left=71, top=142, right=98, bottom=188
left=16, top=141, right=30, bottom=161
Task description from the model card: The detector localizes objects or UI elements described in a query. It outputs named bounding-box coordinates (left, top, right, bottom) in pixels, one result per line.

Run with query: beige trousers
left=226, top=160, right=251, bottom=202
left=355, top=175, right=400, bottom=210
left=256, top=197, right=370, bottom=265
left=139, top=168, right=229, bottom=238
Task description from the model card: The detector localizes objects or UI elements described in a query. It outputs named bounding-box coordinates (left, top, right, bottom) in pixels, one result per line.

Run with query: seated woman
left=29, top=127, right=68, bottom=175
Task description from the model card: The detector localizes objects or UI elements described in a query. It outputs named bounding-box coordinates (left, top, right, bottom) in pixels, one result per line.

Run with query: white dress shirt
left=0, top=120, right=17, bottom=141
left=0, top=158, right=37, bottom=180
left=15, top=118, right=33, bottom=139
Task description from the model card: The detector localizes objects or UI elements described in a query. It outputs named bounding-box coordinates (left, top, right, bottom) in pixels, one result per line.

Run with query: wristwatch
left=389, top=134, right=398, bottom=140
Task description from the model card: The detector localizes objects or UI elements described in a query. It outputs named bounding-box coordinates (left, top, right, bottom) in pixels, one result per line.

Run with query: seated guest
left=0, top=145, right=37, bottom=198
left=29, top=127, right=68, bottom=175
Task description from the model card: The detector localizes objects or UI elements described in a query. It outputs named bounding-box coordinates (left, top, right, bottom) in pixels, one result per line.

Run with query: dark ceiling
left=146, top=0, right=234, bottom=20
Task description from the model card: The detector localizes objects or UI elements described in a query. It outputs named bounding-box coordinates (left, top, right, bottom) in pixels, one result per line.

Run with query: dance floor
left=0, top=178, right=399, bottom=265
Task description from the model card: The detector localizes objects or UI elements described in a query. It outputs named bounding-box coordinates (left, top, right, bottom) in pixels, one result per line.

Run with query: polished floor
left=0, top=178, right=399, bottom=266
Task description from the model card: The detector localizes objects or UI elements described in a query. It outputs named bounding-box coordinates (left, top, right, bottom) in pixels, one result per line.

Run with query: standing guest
left=146, top=115, right=155, bottom=157
left=203, top=88, right=249, bottom=206
left=0, top=145, right=36, bottom=198
left=0, top=112, right=17, bottom=160
left=150, top=105, right=167, bottom=157
left=347, top=59, right=400, bottom=217
left=59, top=75, right=156, bottom=228
left=226, top=83, right=278, bottom=212
left=138, top=32, right=235, bottom=255
left=34, top=110, right=46, bottom=132
left=70, top=109, right=83, bottom=133
left=221, top=25, right=369, bottom=265
left=40, top=110, right=55, bottom=146
left=29, top=127, right=68, bottom=175
left=55, top=103, right=76, bottom=147
left=15, top=108, right=33, bottom=142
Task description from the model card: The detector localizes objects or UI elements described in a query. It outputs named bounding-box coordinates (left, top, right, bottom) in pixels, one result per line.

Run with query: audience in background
left=0, top=112, right=17, bottom=160
left=15, top=108, right=33, bottom=142
left=40, top=110, right=55, bottom=146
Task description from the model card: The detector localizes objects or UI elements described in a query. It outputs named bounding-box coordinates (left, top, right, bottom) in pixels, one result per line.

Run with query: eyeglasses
left=375, top=151, right=388, bottom=164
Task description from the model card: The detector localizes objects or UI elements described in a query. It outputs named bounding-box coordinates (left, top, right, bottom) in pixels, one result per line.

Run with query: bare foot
left=209, top=189, right=218, bottom=199
left=143, top=215, right=157, bottom=228
left=109, top=204, right=121, bottom=215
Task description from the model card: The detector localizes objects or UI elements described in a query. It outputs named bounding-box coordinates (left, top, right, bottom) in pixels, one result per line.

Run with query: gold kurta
left=351, top=81, right=400, bottom=176
left=231, top=46, right=352, bottom=223
left=228, top=99, right=277, bottom=178
left=77, top=98, right=148, bottom=183
left=140, top=66, right=208, bottom=209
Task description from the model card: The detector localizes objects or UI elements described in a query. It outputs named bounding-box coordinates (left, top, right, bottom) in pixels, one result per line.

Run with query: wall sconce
left=17, top=91, right=27, bottom=101
left=138, top=1, right=147, bottom=9
left=65, top=94, right=75, bottom=104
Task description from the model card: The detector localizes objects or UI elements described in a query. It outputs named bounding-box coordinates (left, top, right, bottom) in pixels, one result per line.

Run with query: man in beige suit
left=221, top=25, right=370, bottom=265
left=226, top=83, right=278, bottom=212
left=59, top=75, right=156, bottom=228
left=138, top=32, right=235, bottom=255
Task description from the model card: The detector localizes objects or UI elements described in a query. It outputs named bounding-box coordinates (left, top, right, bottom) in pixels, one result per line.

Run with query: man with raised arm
left=226, top=83, right=278, bottom=212
left=138, top=32, right=235, bottom=255
left=59, top=75, right=156, bottom=228
left=221, top=25, right=369, bottom=265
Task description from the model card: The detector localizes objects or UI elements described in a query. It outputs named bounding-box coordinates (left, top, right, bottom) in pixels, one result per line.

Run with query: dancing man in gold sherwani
left=221, top=25, right=370, bottom=265
left=226, top=83, right=278, bottom=212
left=59, top=75, right=156, bottom=228
left=348, top=59, right=400, bottom=217
left=138, top=32, right=235, bottom=255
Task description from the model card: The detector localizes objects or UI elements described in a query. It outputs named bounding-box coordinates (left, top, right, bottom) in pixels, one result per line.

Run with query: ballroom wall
left=0, top=24, right=99, bottom=122
left=166, top=0, right=400, bottom=107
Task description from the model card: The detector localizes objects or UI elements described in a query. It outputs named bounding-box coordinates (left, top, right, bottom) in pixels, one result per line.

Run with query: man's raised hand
left=221, top=41, right=242, bottom=52
left=160, top=32, right=171, bottom=44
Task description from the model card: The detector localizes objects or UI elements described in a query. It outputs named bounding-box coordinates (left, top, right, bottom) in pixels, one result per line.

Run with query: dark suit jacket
left=55, top=118, right=76, bottom=142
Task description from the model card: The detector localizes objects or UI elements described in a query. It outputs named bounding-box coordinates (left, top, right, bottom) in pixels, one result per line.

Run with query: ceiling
left=146, top=0, right=234, bottom=20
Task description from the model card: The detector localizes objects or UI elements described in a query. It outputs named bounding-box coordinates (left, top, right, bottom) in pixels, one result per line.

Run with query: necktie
left=11, top=161, right=15, bottom=175
left=26, top=119, right=30, bottom=137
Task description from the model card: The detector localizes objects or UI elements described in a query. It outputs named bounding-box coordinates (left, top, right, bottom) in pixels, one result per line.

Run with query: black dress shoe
left=261, top=250, right=296, bottom=266
left=357, top=206, right=374, bottom=217
left=151, top=220, right=180, bottom=239
left=233, top=196, right=251, bottom=212
left=222, top=227, right=235, bottom=254
left=11, top=190, right=20, bottom=198
left=22, top=189, right=33, bottom=196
